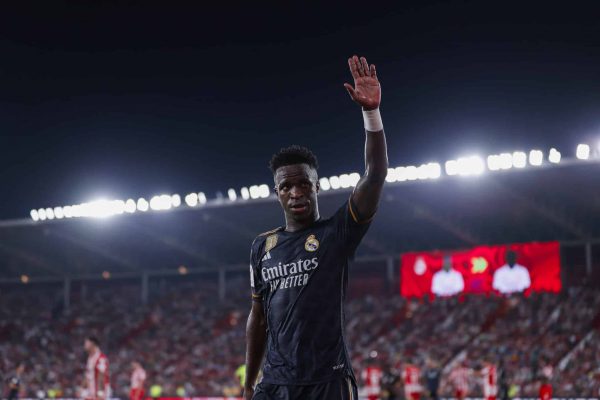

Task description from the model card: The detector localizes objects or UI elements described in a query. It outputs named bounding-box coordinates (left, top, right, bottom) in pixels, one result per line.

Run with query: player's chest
left=258, top=229, right=341, bottom=288
left=260, top=229, right=336, bottom=263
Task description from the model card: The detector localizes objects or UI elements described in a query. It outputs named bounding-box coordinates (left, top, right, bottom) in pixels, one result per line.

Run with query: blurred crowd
left=1, top=280, right=599, bottom=398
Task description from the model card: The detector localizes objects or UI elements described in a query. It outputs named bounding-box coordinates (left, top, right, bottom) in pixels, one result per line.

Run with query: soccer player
left=83, top=336, right=110, bottom=400
left=538, top=377, right=552, bottom=400
left=480, top=361, right=498, bottom=400
left=448, top=361, right=471, bottom=400
left=423, top=359, right=440, bottom=400
left=6, top=363, right=25, bottom=400
left=402, top=361, right=422, bottom=400
left=130, top=361, right=146, bottom=400
left=243, top=55, right=388, bottom=400
left=362, top=361, right=383, bottom=400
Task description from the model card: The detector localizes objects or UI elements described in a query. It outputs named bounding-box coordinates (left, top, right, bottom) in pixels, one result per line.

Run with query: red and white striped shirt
left=131, top=366, right=146, bottom=390
left=449, top=366, right=471, bottom=392
left=481, top=363, right=497, bottom=396
left=402, top=364, right=421, bottom=393
left=85, top=351, right=110, bottom=399
left=362, top=366, right=383, bottom=396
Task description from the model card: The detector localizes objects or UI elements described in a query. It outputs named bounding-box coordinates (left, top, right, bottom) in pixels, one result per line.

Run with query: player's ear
left=315, top=180, right=320, bottom=194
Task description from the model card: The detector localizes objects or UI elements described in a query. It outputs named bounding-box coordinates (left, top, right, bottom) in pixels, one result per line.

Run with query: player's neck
left=285, top=211, right=320, bottom=232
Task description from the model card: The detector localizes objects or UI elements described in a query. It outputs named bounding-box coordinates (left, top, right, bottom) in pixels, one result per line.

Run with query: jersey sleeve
left=249, top=237, right=267, bottom=301
left=332, top=197, right=373, bottom=257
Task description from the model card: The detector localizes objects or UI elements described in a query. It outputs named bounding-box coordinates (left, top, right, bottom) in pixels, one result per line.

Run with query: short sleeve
left=249, top=239, right=266, bottom=301
left=332, top=197, right=373, bottom=257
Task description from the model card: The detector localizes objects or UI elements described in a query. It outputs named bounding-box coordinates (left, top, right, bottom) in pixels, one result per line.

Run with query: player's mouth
left=289, top=202, right=309, bottom=214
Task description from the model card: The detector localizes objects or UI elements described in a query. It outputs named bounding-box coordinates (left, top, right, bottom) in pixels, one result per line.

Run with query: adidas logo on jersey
left=262, top=251, right=272, bottom=261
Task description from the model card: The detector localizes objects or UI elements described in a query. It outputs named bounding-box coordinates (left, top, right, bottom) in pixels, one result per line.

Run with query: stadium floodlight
left=446, top=156, right=484, bottom=176
left=185, top=193, right=198, bottom=206
left=417, top=162, right=441, bottom=180
left=528, top=150, right=543, bottom=166
left=548, top=148, right=561, bottom=164
left=249, top=185, right=260, bottom=199
left=102, top=271, right=111, bottom=279
left=487, top=153, right=513, bottom=171
left=171, top=194, right=181, bottom=208
left=63, top=205, right=73, bottom=218
left=386, top=167, right=407, bottom=182
left=30, top=209, right=39, bottom=221
left=240, top=187, right=250, bottom=200
left=416, top=164, right=429, bottom=180
left=71, top=204, right=82, bottom=218
left=349, top=172, right=361, bottom=186
left=150, top=195, right=173, bottom=211
left=21, top=275, right=29, bottom=284
left=429, top=163, right=442, bottom=179
left=339, top=174, right=352, bottom=188
left=512, top=152, right=527, bottom=168
left=54, top=207, right=64, bottom=219
left=46, top=208, right=55, bottom=220
left=385, top=168, right=397, bottom=183
left=80, top=199, right=126, bottom=218
left=178, top=265, right=188, bottom=275
left=124, top=199, right=136, bottom=213
left=198, top=192, right=207, bottom=205
left=329, top=175, right=341, bottom=190
left=576, top=143, right=590, bottom=160
left=258, top=184, right=270, bottom=198
left=227, top=188, right=237, bottom=201
left=38, top=208, right=47, bottom=221
left=405, top=165, right=419, bottom=180
left=319, top=177, right=331, bottom=191
left=137, top=198, right=149, bottom=212
left=445, top=160, right=458, bottom=175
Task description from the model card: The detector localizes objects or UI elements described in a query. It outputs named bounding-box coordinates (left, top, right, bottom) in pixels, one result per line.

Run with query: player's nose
left=289, top=185, right=304, bottom=198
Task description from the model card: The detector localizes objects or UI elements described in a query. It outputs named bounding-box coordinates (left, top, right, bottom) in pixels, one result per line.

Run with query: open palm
left=344, top=55, right=381, bottom=110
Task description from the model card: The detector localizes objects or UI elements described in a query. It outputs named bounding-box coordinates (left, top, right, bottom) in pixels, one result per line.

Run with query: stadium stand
left=1, top=164, right=599, bottom=398
left=1, top=279, right=599, bottom=398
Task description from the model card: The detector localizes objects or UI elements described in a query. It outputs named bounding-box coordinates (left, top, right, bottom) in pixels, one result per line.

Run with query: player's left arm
left=344, top=55, right=388, bottom=221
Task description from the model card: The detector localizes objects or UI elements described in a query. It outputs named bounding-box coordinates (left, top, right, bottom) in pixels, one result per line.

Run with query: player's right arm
left=243, top=239, right=268, bottom=400
left=243, top=299, right=267, bottom=399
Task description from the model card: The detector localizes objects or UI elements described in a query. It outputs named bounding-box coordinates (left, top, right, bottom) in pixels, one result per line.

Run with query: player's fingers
left=344, top=83, right=358, bottom=101
left=370, top=64, right=378, bottom=79
left=354, top=55, right=365, bottom=77
left=348, top=57, right=360, bottom=80
left=360, top=57, right=370, bottom=77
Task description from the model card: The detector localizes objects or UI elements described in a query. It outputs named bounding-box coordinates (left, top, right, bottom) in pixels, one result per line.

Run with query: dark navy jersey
left=424, top=368, right=441, bottom=390
left=249, top=198, right=372, bottom=385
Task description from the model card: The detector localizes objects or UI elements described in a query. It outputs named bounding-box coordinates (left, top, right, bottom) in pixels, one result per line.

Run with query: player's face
left=84, top=339, right=93, bottom=353
left=274, top=164, right=319, bottom=222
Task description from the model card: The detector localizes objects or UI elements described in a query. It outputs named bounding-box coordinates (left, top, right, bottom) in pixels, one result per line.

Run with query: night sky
left=2, top=2, right=600, bottom=219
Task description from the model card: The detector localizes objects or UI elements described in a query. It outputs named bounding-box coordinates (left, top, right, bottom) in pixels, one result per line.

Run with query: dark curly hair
left=86, top=336, right=100, bottom=347
left=269, top=145, right=319, bottom=174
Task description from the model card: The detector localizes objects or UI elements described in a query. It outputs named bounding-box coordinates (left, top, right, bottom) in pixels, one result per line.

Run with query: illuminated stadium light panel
left=28, top=144, right=596, bottom=221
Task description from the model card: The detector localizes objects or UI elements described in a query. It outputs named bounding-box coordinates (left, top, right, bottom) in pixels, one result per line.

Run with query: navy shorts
left=253, top=376, right=358, bottom=400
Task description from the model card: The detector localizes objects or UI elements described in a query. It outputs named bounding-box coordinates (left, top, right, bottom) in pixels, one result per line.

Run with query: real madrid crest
left=265, top=234, right=278, bottom=252
left=304, top=234, right=319, bottom=252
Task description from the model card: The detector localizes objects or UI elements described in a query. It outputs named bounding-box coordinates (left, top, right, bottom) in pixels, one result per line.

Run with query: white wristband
left=362, top=108, right=383, bottom=132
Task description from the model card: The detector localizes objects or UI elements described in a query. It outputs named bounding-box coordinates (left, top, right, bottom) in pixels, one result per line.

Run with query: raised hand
left=344, top=55, right=381, bottom=111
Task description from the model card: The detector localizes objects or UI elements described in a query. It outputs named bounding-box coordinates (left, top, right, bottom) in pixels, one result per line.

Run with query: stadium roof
left=0, top=161, right=598, bottom=280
